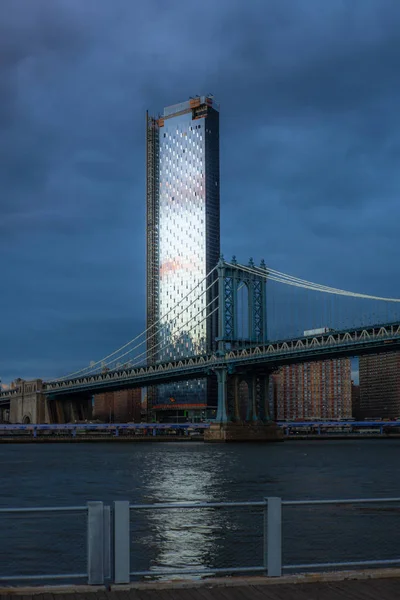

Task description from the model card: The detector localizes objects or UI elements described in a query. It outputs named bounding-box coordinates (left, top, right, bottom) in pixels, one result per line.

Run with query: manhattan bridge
left=3, top=255, right=398, bottom=425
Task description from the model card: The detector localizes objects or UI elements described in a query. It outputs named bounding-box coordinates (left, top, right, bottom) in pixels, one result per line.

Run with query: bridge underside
left=42, top=324, right=400, bottom=427
left=47, top=394, right=92, bottom=424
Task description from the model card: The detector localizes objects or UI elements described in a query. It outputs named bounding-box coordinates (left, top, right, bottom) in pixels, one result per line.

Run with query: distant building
left=93, top=389, right=142, bottom=423
left=351, top=381, right=361, bottom=420
left=359, top=352, right=400, bottom=419
left=146, top=95, right=220, bottom=421
left=271, top=359, right=352, bottom=420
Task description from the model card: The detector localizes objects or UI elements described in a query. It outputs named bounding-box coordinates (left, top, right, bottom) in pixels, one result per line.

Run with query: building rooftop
left=163, top=95, right=219, bottom=118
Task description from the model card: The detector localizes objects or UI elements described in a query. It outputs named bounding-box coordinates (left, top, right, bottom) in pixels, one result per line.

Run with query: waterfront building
left=93, top=389, right=142, bottom=423
left=351, top=381, right=361, bottom=420
left=146, top=96, right=220, bottom=421
left=359, top=352, right=400, bottom=419
left=271, top=359, right=352, bottom=420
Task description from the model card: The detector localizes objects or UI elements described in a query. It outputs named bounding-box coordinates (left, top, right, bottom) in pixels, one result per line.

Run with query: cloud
left=1, top=0, right=400, bottom=382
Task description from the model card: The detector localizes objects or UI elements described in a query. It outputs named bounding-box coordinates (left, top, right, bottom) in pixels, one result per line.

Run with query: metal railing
left=0, top=502, right=110, bottom=585
left=2, top=497, right=400, bottom=586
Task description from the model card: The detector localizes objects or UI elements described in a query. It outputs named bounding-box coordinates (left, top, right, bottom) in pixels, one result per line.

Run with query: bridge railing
left=2, top=497, right=400, bottom=586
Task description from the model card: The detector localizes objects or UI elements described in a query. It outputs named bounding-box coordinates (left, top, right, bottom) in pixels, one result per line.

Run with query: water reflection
left=2, top=440, right=400, bottom=580
left=136, top=443, right=229, bottom=575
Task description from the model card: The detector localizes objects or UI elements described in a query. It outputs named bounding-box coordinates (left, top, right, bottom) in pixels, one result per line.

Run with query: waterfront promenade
left=1, top=421, right=400, bottom=442
left=3, top=570, right=400, bottom=599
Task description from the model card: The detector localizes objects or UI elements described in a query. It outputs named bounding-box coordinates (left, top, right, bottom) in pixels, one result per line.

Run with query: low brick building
left=271, top=359, right=352, bottom=420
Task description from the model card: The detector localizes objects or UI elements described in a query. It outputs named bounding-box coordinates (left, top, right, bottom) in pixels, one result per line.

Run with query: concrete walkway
left=3, top=569, right=400, bottom=599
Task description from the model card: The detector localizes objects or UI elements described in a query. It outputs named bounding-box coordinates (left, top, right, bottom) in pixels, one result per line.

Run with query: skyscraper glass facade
left=146, top=97, right=220, bottom=417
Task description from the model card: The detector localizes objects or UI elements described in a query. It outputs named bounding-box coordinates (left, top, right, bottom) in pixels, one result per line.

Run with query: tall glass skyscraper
left=146, top=96, right=220, bottom=420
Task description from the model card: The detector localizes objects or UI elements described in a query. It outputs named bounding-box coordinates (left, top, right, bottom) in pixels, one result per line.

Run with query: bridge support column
left=245, top=376, right=258, bottom=422
left=259, top=374, right=271, bottom=422
left=251, top=376, right=259, bottom=422
left=206, top=369, right=283, bottom=443
left=215, top=368, right=228, bottom=423
left=233, top=376, right=240, bottom=421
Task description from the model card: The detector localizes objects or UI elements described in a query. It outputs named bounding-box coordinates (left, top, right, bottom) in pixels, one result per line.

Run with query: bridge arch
left=22, top=414, right=32, bottom=424
left=218, top=258, right=267, bottom=348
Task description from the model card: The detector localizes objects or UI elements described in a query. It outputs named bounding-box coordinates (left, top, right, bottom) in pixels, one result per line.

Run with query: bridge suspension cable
left=96, top=293, right=219, bottom=372
left=84, top=278, right=218, bottom=374
left=131, top=300, right=219, bottom=367
left=53, top=266, right=217, bottom=381
left=228, top=262, right=400, bottom=303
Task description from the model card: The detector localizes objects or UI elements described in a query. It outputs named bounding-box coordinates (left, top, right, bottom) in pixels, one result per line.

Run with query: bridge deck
left=2, top=573, right=400, bottom=599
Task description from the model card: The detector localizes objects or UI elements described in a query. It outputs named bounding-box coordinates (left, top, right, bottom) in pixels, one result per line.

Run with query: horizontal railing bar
left=2, top=499, right=397, bottom=513
left=129, top=566, right=265, bottom=577
left=0, top=506, right=87, bottom=514
left=129, top=497, right=400, bottom=510
left=284, top=558, right=400, bottom=570
left=283, top=497, right=400, bottom=506
left=0, top=573, right=87, bottom=581
left=129, top=501, right=265, bottom=510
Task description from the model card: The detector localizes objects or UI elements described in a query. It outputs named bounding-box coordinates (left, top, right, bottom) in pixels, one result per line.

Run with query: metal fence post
left=103, top=505, right=111, bottom=580
left=264, top=497, right=282, bottom=577
left=114, top=500, right=130, bottom=584
left=87, top=501, right=104, bottom=584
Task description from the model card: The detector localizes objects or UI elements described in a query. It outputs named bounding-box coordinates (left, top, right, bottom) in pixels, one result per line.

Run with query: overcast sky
left=1, top=0, right=400, bottom=383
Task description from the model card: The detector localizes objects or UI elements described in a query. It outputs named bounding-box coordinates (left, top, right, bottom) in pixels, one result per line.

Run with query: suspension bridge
left=20, top=258, right=400, bottom=419
left=2, top=257, right=400, bottom=428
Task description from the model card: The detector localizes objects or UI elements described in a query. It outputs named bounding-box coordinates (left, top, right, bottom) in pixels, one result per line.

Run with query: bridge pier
left=246, top=375, right=258, bottom=422
left=206, top=368, right=282, bottom=442
left=215, top=368, right=228, bottom=423
left=0, top=406, right=9, bottom=423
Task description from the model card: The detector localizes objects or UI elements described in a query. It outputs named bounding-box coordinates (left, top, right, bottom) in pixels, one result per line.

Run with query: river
left=1, top=439, right=399, bottom=581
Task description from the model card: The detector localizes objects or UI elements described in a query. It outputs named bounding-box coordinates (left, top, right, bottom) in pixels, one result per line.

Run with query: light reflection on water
left=133, top=444, right=235, bottom=576
left=1, top=440, right=400, bottom=579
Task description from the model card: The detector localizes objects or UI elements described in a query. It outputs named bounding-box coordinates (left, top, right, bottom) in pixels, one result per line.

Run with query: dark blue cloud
left=1, top=0, right=400, bottom=382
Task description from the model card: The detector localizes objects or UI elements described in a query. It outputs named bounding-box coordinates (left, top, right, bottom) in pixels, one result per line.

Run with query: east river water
left=1, top=439, right=400, bottom=581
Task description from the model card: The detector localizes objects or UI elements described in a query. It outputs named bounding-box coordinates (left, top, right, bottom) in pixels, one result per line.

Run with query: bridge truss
left=4, top=257, right=400, bottom=423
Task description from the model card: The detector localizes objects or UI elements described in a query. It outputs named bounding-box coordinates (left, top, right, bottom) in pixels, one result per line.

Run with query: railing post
left=113, top=500, right=130, bottom=584
left=103, top=505, right=111, bottom=580
left=87, top=501, right=105, bottom=584
left=264, top=497, right=282, bottom=577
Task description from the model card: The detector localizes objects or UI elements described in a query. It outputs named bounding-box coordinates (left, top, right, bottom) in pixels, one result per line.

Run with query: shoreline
left=1, top=433, right=400, bottom=443
left=0, top=435, right=203, bottom=443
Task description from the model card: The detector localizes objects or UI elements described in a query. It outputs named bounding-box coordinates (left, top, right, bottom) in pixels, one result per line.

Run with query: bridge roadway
left=41, top=321, right=400, bottom=399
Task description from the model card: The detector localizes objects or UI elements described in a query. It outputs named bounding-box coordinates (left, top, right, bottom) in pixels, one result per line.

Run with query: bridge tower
left=213, top=257, right=273, bottom=426
left=216, top=256, right=267, bottom=355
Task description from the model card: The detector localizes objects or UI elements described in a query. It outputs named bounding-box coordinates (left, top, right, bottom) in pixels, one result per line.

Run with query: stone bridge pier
left=0, top=405, right=10, bottom=423
left=206, top=366, right=283, bottom=442
left=6, top=378, right=93, bottom=424
left=9, top=379, right=48, bottom=424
